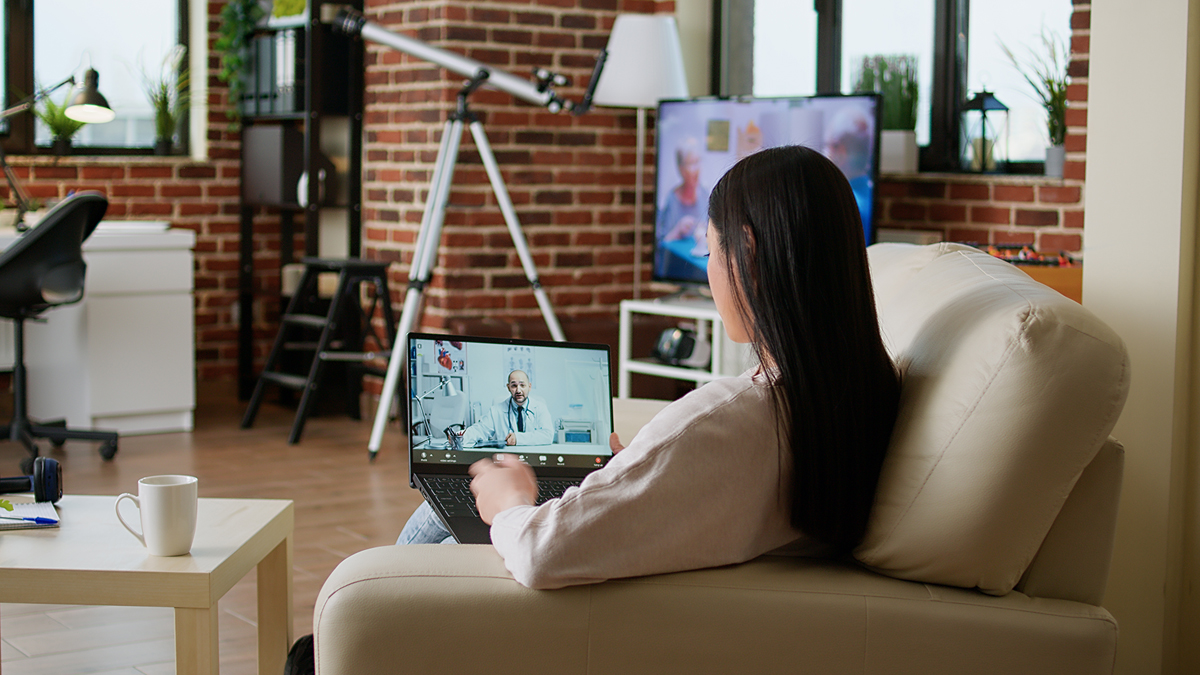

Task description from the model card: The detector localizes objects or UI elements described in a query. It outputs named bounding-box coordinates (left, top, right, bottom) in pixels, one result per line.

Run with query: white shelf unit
left=618, top=298, right=730, bottom=398
left=0, top=224, right=196, bottom=435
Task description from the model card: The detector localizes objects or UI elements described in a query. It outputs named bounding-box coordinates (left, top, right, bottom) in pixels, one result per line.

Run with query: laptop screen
left=407, top=333, right=614, bottom=472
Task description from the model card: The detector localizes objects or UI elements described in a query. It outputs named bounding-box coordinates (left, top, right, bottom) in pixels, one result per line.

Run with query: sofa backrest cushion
left=854, top=243, right=1130, bottom=595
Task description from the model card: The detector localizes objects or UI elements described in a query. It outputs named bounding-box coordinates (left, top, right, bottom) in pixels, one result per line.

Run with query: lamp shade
left=592, top=14, right=689, bottom=109
left=65, top=69, right=115, bottom=124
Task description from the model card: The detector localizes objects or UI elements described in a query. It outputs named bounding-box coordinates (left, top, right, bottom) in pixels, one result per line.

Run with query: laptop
left=406, top=332, right=615, bottom=543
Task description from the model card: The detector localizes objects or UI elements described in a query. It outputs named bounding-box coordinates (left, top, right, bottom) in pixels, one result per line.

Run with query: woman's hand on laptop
left=469, top=454, right=537, bottom=525
left=610, top=432, right=625, bottom=455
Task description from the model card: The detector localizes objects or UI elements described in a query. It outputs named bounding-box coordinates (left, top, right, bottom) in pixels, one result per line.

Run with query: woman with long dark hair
left=433, top=145, right=899, bottom=587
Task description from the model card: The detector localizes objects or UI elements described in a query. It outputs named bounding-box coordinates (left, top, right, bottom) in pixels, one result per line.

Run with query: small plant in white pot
left=856, top=54, right=919, bottom=173
left=1000, top=29, right=1068, bottom=178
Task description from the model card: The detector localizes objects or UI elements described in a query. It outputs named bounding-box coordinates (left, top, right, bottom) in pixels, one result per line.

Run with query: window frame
left=2, top=0, right=190, bottom=156
left=715, top=0, right=985, bottom=173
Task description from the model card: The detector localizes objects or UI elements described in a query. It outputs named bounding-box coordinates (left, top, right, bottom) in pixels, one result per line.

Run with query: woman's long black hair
left=708, top=145, right=901, bottom=553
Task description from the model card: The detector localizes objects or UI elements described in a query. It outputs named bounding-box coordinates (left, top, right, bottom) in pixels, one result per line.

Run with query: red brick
left=130, top=166, right=174, bottom=179
left=33, top=166, right=78, bottom=180
left=889, top=202, right=927, bottom=221
left=1038, top=185, right=1082, bottom=204
left=162, top=185, right=204, bottom=198
left=1071, top=10, right=1090, bottom=29
left=1064, top=160, right=1086, bottom=181
left=876, top=181, right=907, bottom=198
left=948, top=228, right=989, bottom=245
left=908, top=181, right=946, bottom=198
left=112, top=185, right=157, bottom=198
left=929, top=204, right=967, bottom=222
left=950, top=183, right=990, bottom=201
left=993, top=230, right=1036, bottom=246
left=970, top=206, right=1011, bottom=224
left=130, top=202, right=174, bottom=216
left=1063, top=210, right=1085, bottom=229
left=994, top=185, right=1036, bottom=202
left=81, top=166, right=126, bottom=180
left=1065, top=108, right=1088, bottom=127
left=1015, top=209, right=1060, bottom=227
left=1038, top=233, right=1083, bottom=253
left=181, top=203, right=220, bottom=216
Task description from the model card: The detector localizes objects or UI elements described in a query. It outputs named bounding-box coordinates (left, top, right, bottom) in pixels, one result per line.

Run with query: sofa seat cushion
left=855, top=243, right=1129, bottom=595
left=316, top=544, right=1118, bottom=675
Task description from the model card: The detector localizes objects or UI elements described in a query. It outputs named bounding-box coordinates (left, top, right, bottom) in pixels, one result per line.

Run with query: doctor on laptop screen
left=408, top=336, right=612, bottom=464
left=462, top=370, right=553, bottom=447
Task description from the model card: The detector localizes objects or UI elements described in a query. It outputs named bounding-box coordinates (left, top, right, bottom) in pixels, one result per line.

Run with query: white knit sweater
left=489, top=369, right=816, bottom=589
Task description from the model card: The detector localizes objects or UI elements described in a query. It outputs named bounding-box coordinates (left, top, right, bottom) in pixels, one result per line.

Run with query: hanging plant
left=215, top=0, right=265, bottom=122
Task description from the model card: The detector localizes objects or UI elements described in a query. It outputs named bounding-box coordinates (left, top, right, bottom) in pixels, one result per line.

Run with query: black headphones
left=0, top=457, right=63, bottom=503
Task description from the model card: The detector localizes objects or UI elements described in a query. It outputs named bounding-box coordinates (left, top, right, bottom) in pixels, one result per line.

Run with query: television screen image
left=653, top=94, right=881, bottom=285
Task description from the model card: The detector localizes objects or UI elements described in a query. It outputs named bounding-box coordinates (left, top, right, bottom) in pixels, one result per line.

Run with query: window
left=724, top=0, right=1072, bottom=170
left=4, top=0, right=188, bottom=154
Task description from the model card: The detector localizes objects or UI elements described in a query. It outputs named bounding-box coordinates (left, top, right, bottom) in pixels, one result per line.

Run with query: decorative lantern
left=961, top=91, right=1009, bottom=173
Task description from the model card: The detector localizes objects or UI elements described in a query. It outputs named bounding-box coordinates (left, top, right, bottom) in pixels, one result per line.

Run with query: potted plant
left=855, top=54, right=920, bottom=173
left=1000, top=29, right=1068, bottom=178
left=35, top=90, right=86, bottom=156
left=144, top=45, right=189, bottom=155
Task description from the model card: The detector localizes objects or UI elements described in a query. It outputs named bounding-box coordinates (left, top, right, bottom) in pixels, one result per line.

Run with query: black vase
left=154, top=138, right=172, bottom=156
left=51, top=137, right=71, bottom=156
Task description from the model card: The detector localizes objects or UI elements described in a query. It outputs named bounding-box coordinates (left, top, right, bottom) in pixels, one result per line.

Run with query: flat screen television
left=652, top=94, right=881, bottom=286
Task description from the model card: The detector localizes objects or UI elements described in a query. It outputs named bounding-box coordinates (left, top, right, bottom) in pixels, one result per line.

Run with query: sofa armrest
left=1017, top=437, right=1125, bottom=605
left=315, top=545, right=1117, bottom=675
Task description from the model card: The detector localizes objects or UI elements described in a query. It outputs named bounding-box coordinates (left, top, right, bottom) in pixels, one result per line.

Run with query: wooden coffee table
left=0, top=495, right=293, bottom=675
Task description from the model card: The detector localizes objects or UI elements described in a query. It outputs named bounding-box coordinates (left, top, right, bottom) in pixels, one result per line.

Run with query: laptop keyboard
left=425, top=475, right=583, bottom=518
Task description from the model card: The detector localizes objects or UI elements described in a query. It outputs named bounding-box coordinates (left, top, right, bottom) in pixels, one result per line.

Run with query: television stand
left=651, top=284, right=713, bottom=304
left=618, top=297, right=753, bottom=398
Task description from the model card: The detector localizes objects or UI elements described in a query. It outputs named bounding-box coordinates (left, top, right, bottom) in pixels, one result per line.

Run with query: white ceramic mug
left=115, top=475, right=199, bottom=556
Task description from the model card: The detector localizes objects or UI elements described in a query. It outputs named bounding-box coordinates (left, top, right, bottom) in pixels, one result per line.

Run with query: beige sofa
left=314, top=243, right=1130, bottom=674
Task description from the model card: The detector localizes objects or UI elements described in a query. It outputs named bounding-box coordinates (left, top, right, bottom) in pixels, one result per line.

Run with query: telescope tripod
left=368, top=73, right=566, bottom=457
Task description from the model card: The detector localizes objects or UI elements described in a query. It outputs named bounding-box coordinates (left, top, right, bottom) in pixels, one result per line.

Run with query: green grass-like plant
left=855, top=55, right=919, bottom=132
left=1000, top=28, right=1069, bottom=146
left=144, top=45, right=190, bottom=144
left=34, top=90, right=85, bottom=141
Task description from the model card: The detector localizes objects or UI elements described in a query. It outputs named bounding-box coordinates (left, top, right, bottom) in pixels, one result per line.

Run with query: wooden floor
left=0, top=381, right=424, bottom=675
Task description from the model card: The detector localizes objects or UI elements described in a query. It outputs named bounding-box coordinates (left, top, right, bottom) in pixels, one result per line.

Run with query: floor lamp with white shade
left=591, top=14, right=689, bottom=299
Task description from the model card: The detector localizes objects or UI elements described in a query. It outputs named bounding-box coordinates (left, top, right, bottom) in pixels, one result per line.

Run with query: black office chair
left=0, top=191, right=119, bottom=473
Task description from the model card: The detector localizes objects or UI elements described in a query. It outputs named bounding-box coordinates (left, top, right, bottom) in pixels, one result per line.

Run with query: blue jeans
left=396, top=501, right=457, bottom=545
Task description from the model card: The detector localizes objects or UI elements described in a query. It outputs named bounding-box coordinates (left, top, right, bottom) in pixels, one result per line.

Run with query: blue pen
left=0, top=515, right=57, bottom=524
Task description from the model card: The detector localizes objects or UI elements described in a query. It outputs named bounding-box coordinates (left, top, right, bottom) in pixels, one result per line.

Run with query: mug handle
left=114, top=493, right=145, bottom=546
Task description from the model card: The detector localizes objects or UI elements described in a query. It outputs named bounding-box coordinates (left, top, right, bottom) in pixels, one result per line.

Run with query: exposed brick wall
left=1, top=0, right=283, bottom=383
left=362, top=0, right=676, bottom=341
left=0, top=0, right=1091, bottom=385
left=877, top=3, right=1089, bottom=254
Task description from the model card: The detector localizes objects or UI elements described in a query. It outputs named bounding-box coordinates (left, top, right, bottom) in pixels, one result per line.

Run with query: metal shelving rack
left=237, top=0, right=365, bottom=399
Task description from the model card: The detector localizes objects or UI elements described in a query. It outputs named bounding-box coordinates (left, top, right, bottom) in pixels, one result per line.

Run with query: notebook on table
left=406, top=332, right=615, bottom=544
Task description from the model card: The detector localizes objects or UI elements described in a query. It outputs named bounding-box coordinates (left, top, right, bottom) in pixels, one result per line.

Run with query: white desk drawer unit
left=0, top=222, right=196, bottom=435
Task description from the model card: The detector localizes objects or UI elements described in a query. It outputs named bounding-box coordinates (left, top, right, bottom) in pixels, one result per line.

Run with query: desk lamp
left=591, top=14, right=689, bottom=299
left=0, top=68, right=115, bottom=228
left=413, top=376, right=460, bottom=445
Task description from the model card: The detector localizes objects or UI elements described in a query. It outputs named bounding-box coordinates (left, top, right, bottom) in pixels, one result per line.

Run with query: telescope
left=324, top=6, right=608, bottom=458
left=324, top=5, right=605, bottom=114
